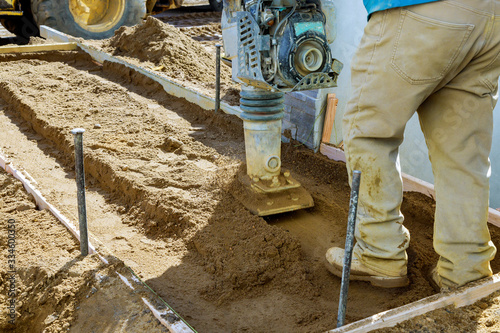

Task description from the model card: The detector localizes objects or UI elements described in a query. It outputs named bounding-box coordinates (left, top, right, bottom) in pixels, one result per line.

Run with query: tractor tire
left=209, top=0, right=223, bottom=12
left=31, top=0, right=147, bottom=40
left=1, top=17, right=39, bottom=40
left=1, top=0, right=39, bottom=41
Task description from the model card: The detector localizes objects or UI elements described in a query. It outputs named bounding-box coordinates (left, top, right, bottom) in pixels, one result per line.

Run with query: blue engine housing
left=276, top=10, right=332, bottom=86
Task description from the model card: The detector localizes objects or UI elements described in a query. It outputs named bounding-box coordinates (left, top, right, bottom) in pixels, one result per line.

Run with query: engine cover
left=276, top=11, right=332, bottom=86
left=230, top=1, right=342, bottom=92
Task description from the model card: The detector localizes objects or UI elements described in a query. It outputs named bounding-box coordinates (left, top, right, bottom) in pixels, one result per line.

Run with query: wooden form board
left=329, top=274, right=500, bottom=332
left=0, top=42, right=77, bottom=54
left=0, top=152, right=95, bottom=253
left=321, top=93, right=339, bottom=143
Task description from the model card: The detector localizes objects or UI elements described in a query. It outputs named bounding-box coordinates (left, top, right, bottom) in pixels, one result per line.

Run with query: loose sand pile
left=179, top=22, right=222, bottom=40
left=101, top=16, right=240, bottom=104
left=104, top=17, right=232, bottom=86
left=27, top=37, right=48, bottom=45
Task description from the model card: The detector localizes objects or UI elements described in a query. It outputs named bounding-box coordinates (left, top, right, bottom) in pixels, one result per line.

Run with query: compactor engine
left=222, top=0, right=342, bottom=215
left=223, top=0, right=341, bottom=90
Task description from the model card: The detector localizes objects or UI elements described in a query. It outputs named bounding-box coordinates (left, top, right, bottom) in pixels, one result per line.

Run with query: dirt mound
left=104, top=16, right=231, bottom=85
left=28, top=37, right=48, bottom=45
left=179, top=22, right=221, bottom=39
left=192, top=164, right=310, bottom=303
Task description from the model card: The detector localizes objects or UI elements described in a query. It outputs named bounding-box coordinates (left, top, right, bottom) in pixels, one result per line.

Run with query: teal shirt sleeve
left=364, top=0, right=441, bottom=15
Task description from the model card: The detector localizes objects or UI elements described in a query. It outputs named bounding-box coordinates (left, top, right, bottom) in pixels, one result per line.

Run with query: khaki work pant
left=343, top=0, right=500, bottom=286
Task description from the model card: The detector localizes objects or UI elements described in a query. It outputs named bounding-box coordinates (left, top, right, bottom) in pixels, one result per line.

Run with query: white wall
left=322, top=0, right=366, bottom=145
left=325, top=1, right=500, bottom=208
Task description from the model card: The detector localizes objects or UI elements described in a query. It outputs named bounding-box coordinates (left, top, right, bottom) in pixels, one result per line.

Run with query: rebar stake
left=215, top=44, right=222, bottom=112
left=337, top=170, right=361, bottom=327
left=71, top=128, right=89, bottom=256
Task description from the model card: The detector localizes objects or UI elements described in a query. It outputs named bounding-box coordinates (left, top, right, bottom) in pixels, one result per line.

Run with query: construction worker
left=325, top=0, right=500, bottom=289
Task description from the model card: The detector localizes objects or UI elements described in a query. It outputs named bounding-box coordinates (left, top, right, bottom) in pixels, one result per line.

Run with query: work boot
left=325, top=247, right=409, bottom=288
left=428, top=267, right=458, bottom=293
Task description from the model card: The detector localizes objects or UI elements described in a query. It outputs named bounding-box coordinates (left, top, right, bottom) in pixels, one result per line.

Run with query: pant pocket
left=482, top=51, right=500, bottom=92
left=390, top=9, right=474, bottom=85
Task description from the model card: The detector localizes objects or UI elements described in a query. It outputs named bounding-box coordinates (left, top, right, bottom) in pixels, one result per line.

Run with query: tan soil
left=0, top=168, right=168, bottom=332
left=179, top=22, right=222, bottom=43
left=153, top=10, right=223, bottom=53
left=101, top=16, right=239, bottom=105
left=0, top=48, right=498, bottom=332
left=1, top=36, right=49, bottom=48
left=27, top=37, right=48, bottom=45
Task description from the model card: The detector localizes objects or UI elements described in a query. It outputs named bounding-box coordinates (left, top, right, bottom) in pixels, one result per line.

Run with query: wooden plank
left=400, top=172, right=435, bottom=198
left=319, top=144, right=500, bottom=228
left=489, top=208, right=500, bottom=228
left=328, top=273, right=500, bottom=333
left=320, top=143, right=346, bottom=162
left=0, top=152, right=95, bottom=253
left=0, top=42, right=78, bottom=54
left=321, top=93, right=338, bottom=143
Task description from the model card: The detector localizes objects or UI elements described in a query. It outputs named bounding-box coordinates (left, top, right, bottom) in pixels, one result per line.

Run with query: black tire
left=0, top=17, right=39, bottom=40
left=31, top=0, right=147, bottom=40
left=1, top=0, right=39, bottom=41
left=209, top=0, right=223, bottom=12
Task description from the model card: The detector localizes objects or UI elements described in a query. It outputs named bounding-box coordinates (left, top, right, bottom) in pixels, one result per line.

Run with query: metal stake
left=215, top=44, right=222, bottom=112
left=337, top=170, right=361, bottom=327
left=71, top=128, right=89, bottom=256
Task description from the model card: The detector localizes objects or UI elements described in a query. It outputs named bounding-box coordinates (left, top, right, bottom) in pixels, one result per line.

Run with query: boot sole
left=428, top=267, right=442, bottom=293
left=325, top=260, right=409, bottom=288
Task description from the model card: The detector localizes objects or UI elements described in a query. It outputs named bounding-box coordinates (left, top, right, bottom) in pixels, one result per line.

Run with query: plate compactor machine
left=221, top=0, right=342, bottom=215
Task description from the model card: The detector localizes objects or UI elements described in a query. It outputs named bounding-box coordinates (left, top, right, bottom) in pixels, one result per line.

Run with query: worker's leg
left=341, top=9, right=420, bottom=277
left=417, top=32, right=500, bottom=286
left=340, top=1, right=491, bottom=278
left=418, top=89, right=497, bottom=287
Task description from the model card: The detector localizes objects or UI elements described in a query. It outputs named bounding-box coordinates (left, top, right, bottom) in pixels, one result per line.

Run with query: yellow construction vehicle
left=0, top=0, right=182, bottom=40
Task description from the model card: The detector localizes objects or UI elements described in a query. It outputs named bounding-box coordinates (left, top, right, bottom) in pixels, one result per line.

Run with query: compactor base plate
left=234, top=173, right=314, bottom=216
